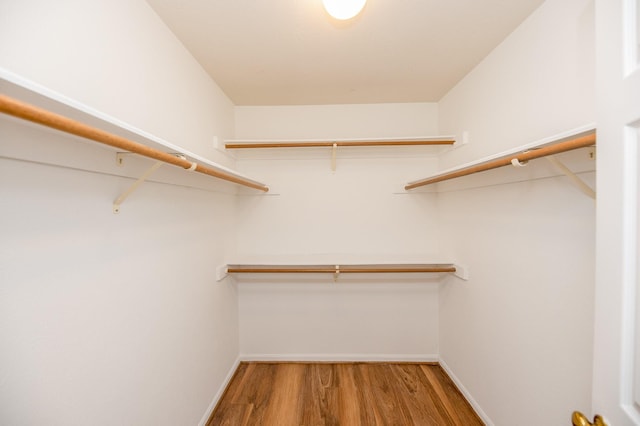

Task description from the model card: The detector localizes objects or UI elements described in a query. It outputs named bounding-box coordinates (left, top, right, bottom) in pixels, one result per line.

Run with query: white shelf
left=225, top=136, right=457, bottom=149
left=224, top=136, right=458, bottom=165
left=406, top=124, right=597, bottom=191
left=0, top=67, right=267, bottom=190
left=216, top=261, right=468, bottom=282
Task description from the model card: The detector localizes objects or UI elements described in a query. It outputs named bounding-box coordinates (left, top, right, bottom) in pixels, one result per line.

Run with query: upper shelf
left=405, top=126, right=596, bottom=191
left=0, top=68, right=269, bottom=192
left=225, top=136, right=457, bottom=170
left=225, top=137, right=456, bottom=149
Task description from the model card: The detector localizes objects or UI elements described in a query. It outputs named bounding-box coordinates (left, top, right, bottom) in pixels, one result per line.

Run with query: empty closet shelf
left=224, top=138, right=455, bottom=149
left=405, top=128, right=596, bottom=190
left=0, top=72, right=270, bottom=193
left=0, top=94, right=269, bottom=192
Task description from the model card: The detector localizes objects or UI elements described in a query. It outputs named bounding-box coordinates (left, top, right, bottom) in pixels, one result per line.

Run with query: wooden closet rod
left=225, top=139, right=455, bottom=149
left=0, top=94, right=269, bottom=192
left=227, top=265, right=457, bottom=274
left=405, top=132, right=596, bottom=190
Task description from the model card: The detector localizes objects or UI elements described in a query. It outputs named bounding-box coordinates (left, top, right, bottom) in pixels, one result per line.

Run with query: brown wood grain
left=207, top=362, right=484, bottom=426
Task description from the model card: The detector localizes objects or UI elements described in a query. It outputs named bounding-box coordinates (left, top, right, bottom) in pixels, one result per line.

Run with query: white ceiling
left=146, top=0, right=544, bottom=106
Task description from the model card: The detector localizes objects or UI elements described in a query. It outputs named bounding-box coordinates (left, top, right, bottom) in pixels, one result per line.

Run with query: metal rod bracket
left=545, top=155, right=596, bottom=199
left=113, top=160, right=164, bottom=213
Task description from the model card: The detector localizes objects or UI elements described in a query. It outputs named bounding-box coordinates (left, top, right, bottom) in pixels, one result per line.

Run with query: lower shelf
left=226, top=264, right=456, bottom=274
left=218, top=263, right=468, bottom=282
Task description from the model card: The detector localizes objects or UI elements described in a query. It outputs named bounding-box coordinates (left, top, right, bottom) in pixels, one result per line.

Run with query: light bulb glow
left=322, top=0, right=367, bottom=20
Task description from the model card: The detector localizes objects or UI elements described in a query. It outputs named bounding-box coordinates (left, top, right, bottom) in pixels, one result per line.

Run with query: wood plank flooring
left=207, top=362, right=484, bottom=426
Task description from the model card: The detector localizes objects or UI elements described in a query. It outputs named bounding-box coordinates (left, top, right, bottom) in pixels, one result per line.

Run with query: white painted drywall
left=238, top=282, right=440, bottom=361
left=233, top=103, right=444, bottom=359
left=437, top=0, right=595, bottom=169
left=436, top=0, right=596, bottom=425
left=0, top=1, right=239, bottom=425
left=235, top=103, right=439, bottom=140
left=0, top=0, right=235, bottom=165
left=0, top=142, right=238, bottom=426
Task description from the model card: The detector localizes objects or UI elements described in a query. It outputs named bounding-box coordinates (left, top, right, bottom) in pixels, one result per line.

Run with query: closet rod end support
left=453, top=264, right=469, bottom=281
left=216, top=265, right=229, bottom=282
left=453, top=131, right=470, bottom=149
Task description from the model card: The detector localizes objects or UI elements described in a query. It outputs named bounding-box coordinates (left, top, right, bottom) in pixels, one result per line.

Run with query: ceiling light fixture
left=322, top=0, right=367, bottom=20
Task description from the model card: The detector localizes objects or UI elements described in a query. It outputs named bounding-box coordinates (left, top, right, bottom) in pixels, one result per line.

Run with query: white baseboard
left=198, top=356, right=241, bottom=426
left=438, top=358, right=494, bottom=426
left=239, top=353, right=439, bottom=362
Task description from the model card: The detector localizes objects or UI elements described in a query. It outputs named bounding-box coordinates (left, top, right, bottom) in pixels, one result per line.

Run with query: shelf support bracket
left=113, top=158, right=164, bottom=213
left=114, top=152, right=194, bottom=213
left=545, top=155, right=595, bottom=199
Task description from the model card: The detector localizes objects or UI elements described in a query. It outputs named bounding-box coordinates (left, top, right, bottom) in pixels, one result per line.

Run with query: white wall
left=235, top=103, right=439, bottom=140
left=0, top=0, right=235, bottom=165
left=233, top=103, right=444, bottom=360
left=436, top=0, right=596, bottom=425
left=238, top=281, right=440, bottom=361
left=0, top=0, right=599, bottom=424
left=0, top=1, right=239, bottom=424
left=438, top=0, right=594, bottom=168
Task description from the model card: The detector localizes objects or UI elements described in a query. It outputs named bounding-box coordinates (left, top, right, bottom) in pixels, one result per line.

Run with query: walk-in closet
left=1, top=0, right=638, bottom=425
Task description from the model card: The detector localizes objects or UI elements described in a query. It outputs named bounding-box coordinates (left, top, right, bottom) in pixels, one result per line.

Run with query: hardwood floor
left=207, top=362, right=484, bottom=426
